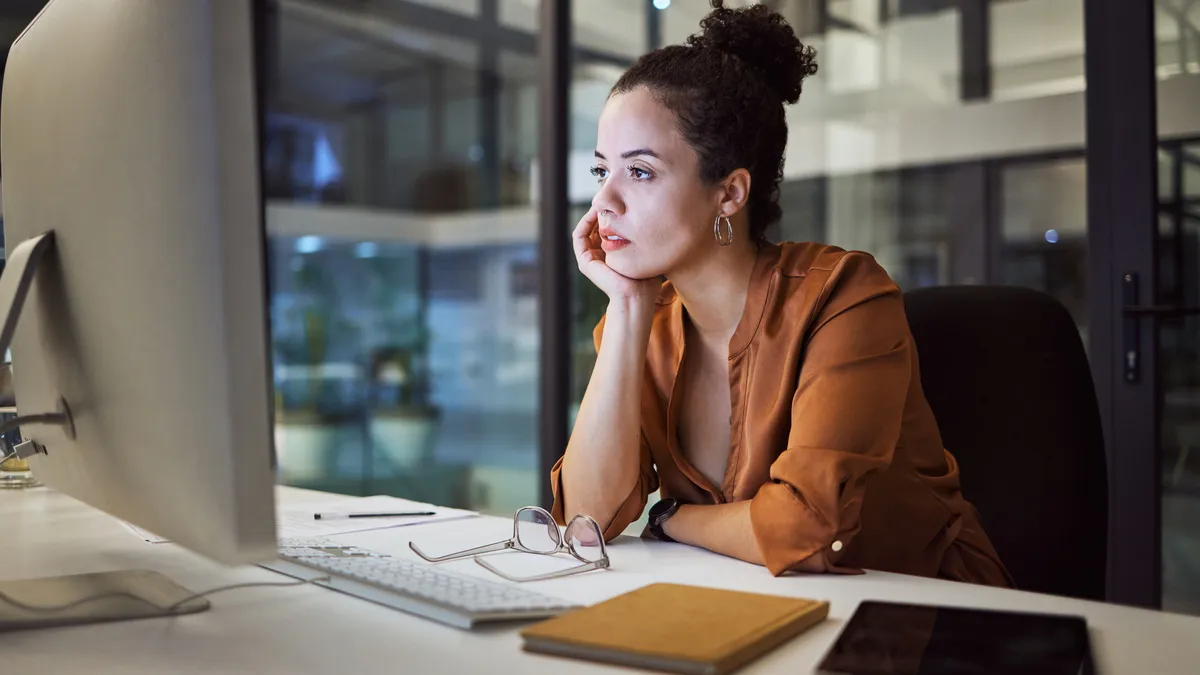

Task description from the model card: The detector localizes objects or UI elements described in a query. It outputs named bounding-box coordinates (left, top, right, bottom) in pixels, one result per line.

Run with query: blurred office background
left=2, top=0, right=1199, bottom=614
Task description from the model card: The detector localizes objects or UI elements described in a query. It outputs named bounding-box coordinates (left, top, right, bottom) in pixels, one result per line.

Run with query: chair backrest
left=903, top=285, right=1108, bottom=600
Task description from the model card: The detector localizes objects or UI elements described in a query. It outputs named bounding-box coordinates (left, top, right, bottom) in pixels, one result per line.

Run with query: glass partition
left=265, top=0, right=541, bottom=516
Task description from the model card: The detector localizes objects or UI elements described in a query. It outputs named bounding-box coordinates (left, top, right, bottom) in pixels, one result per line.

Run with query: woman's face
left=591, top=86, right=724, bottom=280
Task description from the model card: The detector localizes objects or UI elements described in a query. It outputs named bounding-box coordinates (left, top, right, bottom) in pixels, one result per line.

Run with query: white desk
left=2, top=486, right=1198, bottom=674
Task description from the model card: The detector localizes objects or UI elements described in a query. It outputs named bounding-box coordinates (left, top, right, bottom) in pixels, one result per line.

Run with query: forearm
left=660, top=502, right=762, bottom=564
left=560, top=298, right=656, bottom=528
left=661, top=502, right=826, bottom=572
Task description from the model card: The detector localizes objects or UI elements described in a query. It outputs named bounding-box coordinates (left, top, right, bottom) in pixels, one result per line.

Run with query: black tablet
left=816, top=600, right=1096, bottom=675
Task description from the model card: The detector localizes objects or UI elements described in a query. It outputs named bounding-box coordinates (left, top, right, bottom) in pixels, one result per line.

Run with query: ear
left=717, top=168, right=751, bottom=218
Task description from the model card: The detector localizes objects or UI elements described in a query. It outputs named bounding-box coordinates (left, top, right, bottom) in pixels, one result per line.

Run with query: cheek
left=608, top=188, right=711, bottom=278
left=629, top=183, right=710, bottom=245
left=656, top=190, right=714, bottom=252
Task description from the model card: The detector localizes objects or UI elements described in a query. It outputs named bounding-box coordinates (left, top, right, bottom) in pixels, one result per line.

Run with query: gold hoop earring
left=713, top=215, right=734, bottom=246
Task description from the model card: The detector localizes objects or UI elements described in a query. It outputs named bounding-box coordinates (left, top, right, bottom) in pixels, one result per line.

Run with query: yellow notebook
left=519, top=583, right=829, bottom=675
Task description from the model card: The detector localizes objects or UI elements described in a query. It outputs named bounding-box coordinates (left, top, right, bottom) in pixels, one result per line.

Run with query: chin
left=608, top=251, right=665, bottom=281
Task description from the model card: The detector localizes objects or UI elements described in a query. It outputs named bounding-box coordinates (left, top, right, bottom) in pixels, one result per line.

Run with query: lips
left=600, top=236, right=630, bottom=252
left=598, top=226, right=628, bottom=243
left=598, top=225, right=630, bottom=252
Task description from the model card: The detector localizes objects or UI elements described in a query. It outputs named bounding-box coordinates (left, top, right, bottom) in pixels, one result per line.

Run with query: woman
left=551, top=1, right=1011, bottom=587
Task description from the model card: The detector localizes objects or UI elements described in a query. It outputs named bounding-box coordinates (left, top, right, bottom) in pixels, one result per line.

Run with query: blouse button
left=831, top=540, right=843, bottom=552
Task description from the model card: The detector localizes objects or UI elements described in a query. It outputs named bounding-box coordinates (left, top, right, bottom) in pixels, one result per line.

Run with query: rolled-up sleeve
left=549, top=313, right=660, bottom=541
left=750, top=253, right=911, bottom=575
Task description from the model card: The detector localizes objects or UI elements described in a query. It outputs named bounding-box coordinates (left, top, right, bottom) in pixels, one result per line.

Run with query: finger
left=580, top=258, right=630, bottom=292
left=579, top=246, right=606, bottom=268
left=572, top=208, right=599, bottom=258
left=588, top=220, right=606, bottom=257
left=587, top=238, right=605, bottom=265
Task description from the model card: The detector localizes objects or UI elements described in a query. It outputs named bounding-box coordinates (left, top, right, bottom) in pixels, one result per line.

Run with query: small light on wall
left=295, top=236, right=323, bottom=254
left=355, top=241, right=379, bottom=259
left=1044, top=229, right=1060, bottom=244
left=653, top=0, right=671, bottom=9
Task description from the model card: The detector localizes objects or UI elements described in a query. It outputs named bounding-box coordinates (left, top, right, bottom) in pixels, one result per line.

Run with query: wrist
left=648, top=497, right=682, bottom=542
left=607, top=295, right=657, bottom=321
left=602, top=298, right=656, bottom=347
left=661, top=504, right=690, bottom=541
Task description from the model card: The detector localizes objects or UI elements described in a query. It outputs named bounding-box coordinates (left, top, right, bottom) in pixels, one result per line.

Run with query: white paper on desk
left=118, top=496, right=476, bottom=544
left=120, top=520, right=171, bottom=544
left=277, top=495, right=477, bottom=539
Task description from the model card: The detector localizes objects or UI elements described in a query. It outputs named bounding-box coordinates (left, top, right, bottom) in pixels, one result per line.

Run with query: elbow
left=597, top=473, right=652, bottom=542
left=551, top=458, right=651, bottom=543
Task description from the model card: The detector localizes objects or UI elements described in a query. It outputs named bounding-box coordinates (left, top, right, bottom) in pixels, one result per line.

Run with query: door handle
left=1121, top=272, right=1200, bottom=383
left=1122, top=273, right=1141, bottom=383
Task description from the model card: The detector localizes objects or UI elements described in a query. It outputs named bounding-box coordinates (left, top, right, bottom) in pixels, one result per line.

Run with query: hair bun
left=688, top=0, right=817, bottom=104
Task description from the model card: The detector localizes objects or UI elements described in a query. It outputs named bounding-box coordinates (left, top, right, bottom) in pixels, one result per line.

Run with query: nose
left=591, top=175, right=625, bottom=219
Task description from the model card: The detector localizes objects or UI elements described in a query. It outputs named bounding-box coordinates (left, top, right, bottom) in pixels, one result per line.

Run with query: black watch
left=648, top=497, right=680, bottom=542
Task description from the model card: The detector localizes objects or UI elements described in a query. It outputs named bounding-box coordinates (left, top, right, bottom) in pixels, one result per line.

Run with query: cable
left=0, top=575, right=332, bottom=615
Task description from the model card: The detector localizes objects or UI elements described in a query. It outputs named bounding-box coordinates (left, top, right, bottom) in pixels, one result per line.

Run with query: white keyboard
left=260, top=538, right=581, bottom=629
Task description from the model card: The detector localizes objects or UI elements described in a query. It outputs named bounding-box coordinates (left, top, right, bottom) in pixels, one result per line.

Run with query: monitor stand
left=0, top=232, right=212, bottom=630
left=0, top=570, right=211, bottom=633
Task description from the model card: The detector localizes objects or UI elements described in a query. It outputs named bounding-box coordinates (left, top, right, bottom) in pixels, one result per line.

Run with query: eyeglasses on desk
left=409, top=505, right=609, bottom=582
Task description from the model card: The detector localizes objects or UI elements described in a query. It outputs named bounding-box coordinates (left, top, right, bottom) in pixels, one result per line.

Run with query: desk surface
left=2, top=486, right=1198, bottom=674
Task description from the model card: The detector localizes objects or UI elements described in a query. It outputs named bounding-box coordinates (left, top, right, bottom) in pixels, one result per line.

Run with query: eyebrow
left=594, top=148, right=661, bottom=160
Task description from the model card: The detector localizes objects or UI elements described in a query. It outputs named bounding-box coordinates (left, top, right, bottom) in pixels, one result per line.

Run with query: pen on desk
left=313, top=511, right=437, bottom=520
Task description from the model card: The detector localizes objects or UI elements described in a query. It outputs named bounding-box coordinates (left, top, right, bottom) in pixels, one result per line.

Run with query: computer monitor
left=0, top=0, right=276, bottom=570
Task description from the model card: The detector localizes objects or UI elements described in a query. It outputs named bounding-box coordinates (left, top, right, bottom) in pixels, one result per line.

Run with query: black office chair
left=903, top=285, right=1108, bottom=600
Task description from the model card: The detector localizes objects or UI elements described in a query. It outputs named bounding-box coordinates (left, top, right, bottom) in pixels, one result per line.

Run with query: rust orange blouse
left=551, top=241, right=1012, bottom=587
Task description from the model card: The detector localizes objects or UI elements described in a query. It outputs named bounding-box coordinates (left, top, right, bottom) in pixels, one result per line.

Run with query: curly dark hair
left=611, top=0, right=817, bottom=243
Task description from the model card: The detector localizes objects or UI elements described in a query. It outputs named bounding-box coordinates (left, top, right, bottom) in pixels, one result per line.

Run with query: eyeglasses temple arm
left=473, top=556, right=607, bottom=582
left=409, top=539, right=512, bottom=563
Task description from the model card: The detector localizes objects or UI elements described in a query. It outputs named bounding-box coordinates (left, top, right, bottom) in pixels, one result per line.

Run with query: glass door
left=1090, top=0, right=1200, bottom=611
left=1159, top=139, right=1200, bottom=614
left=1155, top=0, right=1200, bottom=615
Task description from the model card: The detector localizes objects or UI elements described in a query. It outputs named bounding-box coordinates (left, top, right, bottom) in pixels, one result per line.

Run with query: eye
left=589, top=166, right=608, bottom=183
left=627, top=166, right=652, bottom=181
